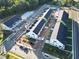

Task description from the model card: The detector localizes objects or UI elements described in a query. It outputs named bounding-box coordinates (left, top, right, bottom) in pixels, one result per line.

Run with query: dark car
left=20, top=46, right=28, bottom=54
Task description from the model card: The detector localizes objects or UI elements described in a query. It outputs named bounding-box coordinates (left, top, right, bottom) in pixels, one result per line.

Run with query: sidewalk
left=10, top=44, right=38, bottom=59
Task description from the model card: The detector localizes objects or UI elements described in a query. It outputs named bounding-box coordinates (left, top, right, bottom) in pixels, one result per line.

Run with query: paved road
left=4, top=23, right=26, bottom=51
left=72, top=7, right=79, bottom=59
left=34, top=49, right=45, bottom=59
left=32, top=38, right=46, bottom=59
left=73, top=21, right=79, bottom=59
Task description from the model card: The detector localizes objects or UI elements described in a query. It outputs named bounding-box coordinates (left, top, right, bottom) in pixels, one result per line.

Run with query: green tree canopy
left=0, top=0, right=13, bottom=8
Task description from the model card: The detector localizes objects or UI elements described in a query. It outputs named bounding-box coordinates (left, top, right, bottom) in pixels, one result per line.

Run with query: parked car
left=20, top=46, right=28, bottom=54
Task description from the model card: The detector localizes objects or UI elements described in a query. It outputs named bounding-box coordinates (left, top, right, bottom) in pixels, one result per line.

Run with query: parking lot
left=9, top=35, right=39, bottom=59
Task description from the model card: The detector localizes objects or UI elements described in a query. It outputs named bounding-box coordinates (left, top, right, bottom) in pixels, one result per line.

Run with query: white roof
left=74, top=0, right=79, bottom=2
left=21, top=11, right=34, bottom=20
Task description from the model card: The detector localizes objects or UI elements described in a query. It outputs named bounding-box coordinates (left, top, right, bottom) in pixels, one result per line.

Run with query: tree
left=29, top=0, right=39, bottom=7
left=59, top=0, right=66, bottom=6
left=67, top=0, right=73, bottom=6
left=39, top=0, right=46, bottom=4
left=0, top=0, right=13, bottom=9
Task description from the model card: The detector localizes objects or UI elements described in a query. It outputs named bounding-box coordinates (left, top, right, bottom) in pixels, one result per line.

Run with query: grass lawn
left=6, top=53, right=18, bottom=59
left=0, top=31, right=3, bottom=45
left=6, top=52, right=25, bottom=59
left=42, top=43, right=71, bottom=59
left=0, top=24, right=4, bottom=45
